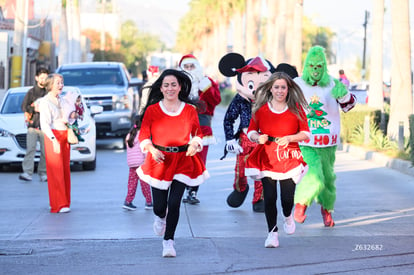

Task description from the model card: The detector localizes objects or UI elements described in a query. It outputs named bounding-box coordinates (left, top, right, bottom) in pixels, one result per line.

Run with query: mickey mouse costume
left=218, top=53, right=276, bottom=212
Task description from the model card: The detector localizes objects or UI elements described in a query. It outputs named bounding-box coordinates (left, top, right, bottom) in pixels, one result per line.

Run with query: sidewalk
left=1, top=106, right=413, bottom=274
left=341, top=143, right=414, bottom=177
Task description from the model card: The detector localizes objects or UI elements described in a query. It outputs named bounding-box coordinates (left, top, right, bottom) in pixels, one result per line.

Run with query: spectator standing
left=19, top=67, right=49, bottom=182
left=39, top=73, right=71, bottom=213
left=338, top=69, right=350, bottom=88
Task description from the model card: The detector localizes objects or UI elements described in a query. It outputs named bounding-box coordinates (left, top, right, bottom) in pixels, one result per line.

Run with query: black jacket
left=21, top=85, right=47, bottom=128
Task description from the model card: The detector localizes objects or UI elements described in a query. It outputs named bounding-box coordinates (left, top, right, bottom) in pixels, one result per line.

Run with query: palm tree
left=368, top=0, right=384, bottom=111
left=291, top=0, right=303, bottom=71
left=265, top=0, right=278, bottom=61
left=245, top=0, right=261, bottom=57
left=387, top=0, right=412, bottom=138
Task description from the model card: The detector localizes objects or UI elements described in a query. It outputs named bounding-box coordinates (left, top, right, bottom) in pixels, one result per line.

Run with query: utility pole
left=11, top=0, right=26, bottom=87
left=362, top=10, right=369, bottom=80
left=100, top=0, right=106, bottom=60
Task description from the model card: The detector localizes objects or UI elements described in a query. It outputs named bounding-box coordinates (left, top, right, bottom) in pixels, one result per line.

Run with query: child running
left=123, top=116, right=152, bottom=210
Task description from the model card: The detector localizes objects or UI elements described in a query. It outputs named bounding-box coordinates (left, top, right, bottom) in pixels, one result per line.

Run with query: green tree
left=302, top=17, right=335, bottom=65
left=119, top=20, right=164, bottom=76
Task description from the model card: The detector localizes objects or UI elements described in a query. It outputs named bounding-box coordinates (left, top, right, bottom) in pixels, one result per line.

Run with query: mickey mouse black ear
left=218, top=53, right=246, bottom=77
left=275, top=63, right=298, bottom=79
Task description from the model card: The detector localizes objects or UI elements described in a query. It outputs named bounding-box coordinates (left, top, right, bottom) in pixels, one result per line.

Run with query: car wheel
left=83, top=157, right=96, bottom=171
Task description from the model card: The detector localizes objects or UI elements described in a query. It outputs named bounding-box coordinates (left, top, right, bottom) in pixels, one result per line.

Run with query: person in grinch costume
left=293, top=46, right=356, bottom=227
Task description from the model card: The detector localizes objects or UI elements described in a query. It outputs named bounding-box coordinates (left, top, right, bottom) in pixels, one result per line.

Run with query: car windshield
left=59, top=68, right=124, bottom=86
left=1, top=89, right=86, bottom=115
left=1, top=93, right=26, bottom=114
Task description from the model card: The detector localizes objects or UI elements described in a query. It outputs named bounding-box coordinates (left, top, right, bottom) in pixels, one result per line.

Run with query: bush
left=340, top=104, right=381, bottom=143
left=342, top=104, right=411, bottom=161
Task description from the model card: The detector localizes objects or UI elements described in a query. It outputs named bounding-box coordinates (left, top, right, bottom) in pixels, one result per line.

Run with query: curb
left=341, top=143, right=414, bottom=177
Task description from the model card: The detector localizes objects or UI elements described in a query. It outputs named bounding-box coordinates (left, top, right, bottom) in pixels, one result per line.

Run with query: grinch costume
left=293, top=46, right=356, bottom=227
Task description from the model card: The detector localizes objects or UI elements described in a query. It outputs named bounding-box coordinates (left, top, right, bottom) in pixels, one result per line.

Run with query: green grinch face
left=306, top=55, right=325, bottom=83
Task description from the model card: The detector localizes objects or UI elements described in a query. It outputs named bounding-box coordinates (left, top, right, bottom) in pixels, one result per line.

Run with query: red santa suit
left=179, top=54, right=221, bottom=162
left=197, top=77, right=221, bottom=159
left=246, top=103, right=309, bottom=183
left=136, top=101, right=210, bottom=190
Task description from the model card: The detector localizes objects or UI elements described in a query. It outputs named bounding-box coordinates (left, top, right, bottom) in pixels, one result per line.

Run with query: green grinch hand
left=331, top=78, right=348, bottom=99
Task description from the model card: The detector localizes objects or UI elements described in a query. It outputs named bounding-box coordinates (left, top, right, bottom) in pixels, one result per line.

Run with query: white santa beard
left=189, top=81, right=199, bottom=100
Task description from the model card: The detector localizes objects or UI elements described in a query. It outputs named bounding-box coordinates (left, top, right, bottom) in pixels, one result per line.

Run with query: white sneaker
left=264, top=231, right=279, bottom=248
left=59, top=207, right=71, bottom=213
left=19, top=172, right=32, bottom=181
left=153, top=215, right=166, bottom=236
left=283, top=214, right=296, bottom=235
left=39, top=174, right=48, bottom=182
left=162, top=239, right=176, bottom=257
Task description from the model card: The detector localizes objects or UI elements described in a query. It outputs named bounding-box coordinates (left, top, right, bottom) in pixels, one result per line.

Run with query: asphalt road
left=1, top=106, right=413, bottom=274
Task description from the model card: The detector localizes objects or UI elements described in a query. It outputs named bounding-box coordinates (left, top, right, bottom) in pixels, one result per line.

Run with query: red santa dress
left=245, top=102, right=309, bottom=183
left=136, top=101, right=210, bottom=190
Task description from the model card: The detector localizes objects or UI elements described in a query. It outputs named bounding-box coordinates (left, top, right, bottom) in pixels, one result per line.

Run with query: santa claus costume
left=179, top=54, right=221, bottom=204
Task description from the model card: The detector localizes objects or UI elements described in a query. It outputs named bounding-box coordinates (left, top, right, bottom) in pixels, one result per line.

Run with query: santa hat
left=179, top=54, right=200, bottom=68
left=236, top=56, right=270, bottom=73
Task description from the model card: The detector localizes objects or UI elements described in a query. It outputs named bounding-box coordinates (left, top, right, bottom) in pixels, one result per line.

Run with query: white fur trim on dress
left=140, top=139, right=152, bottom=153
left=136, top=167, right=210, bottom=190
left=202, top=135, right=217, bottom=145
left=245, top=164, right=308, bottom=184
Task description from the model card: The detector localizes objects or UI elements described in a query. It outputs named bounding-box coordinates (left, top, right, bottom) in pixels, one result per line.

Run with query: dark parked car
left=56, top=62, right=143, bottom=138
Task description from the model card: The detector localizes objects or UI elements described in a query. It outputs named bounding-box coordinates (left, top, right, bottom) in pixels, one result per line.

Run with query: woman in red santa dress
left=245, top=72, right=310, bottom=248
left=136, top=69, right=209, bottom=257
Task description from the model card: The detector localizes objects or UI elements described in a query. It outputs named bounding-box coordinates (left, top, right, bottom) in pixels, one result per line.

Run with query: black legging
left=262, top=177, right=296, bottom=232
left=152, top=180, right=186, bottom=240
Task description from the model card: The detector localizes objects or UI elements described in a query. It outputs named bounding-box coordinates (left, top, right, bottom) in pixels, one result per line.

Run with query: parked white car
left=0, top=86, right=102, bottom=170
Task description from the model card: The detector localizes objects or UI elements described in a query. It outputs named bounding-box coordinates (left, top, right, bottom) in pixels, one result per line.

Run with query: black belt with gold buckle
left=154, top=144, right=189, bottom=153
left=268, top=136, right=279, bottom=142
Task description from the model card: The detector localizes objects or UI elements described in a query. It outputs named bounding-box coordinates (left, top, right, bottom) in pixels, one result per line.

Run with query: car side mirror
left=90, top=105, right=103, bottom=117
